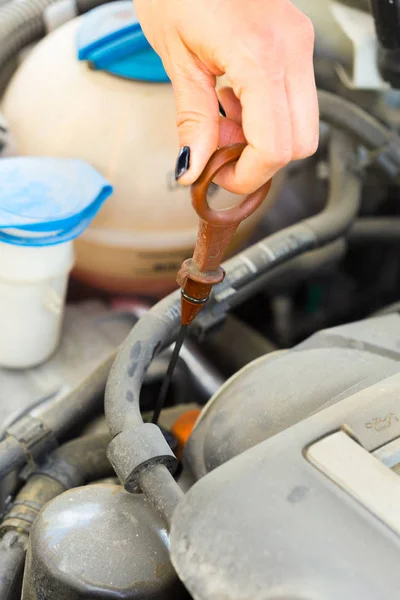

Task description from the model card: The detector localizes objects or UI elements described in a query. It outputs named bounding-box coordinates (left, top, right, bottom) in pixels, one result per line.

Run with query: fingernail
left=218, top=100, right=226, bottom=118
left=175, top=146, right=191, bottom=180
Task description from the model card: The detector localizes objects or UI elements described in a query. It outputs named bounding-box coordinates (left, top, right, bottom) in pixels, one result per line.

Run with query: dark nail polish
left=175, top=146, right=191, bottom=180
left=218, top=100, right=226, bottom=118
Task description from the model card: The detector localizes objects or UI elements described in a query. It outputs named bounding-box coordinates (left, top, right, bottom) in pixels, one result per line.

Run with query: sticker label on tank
left=134, top=249, right=192, bottom=276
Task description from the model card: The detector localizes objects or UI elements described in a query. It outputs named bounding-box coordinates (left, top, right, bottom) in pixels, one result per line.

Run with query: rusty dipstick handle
left=177, top=143, right=272, bottom=326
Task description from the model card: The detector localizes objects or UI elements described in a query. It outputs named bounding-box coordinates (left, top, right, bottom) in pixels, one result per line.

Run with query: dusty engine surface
left=173, top=360, right=400, bottom=600
left=2, top=0, right=400, bottom=599
left=6, top=313, right=400, bottom=600
left=23, top=485, right=188, bottom=599
left=185, top=313, right=400, bottom=481
left=174, top=314, right=400, bottom=600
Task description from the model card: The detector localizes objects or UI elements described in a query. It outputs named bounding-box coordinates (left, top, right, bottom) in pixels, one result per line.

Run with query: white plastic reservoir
left=2, top=2, right=281, bottom=297
left=0, top=157, right=111, bottom=368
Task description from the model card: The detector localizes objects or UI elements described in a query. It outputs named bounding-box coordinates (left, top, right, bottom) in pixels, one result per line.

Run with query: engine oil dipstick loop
left=178, top=142, right=272, bottom=327
left=152, top=143, right=272, bottom=425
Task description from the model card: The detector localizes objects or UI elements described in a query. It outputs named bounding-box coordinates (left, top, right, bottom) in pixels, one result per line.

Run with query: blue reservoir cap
left=77, top=1, right=170, bottom=83
left=0, top=157, right=113, bottom=247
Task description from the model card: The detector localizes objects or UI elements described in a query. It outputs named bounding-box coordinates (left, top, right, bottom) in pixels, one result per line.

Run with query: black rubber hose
left=369, top=0, right=400, bottom=50
left=2, top=434, right=112, bottom=535
left=317, top=90, right=400, bottom=179
left=0, top=335, right=202, bottom=481
left=0, top=434, right=112, bottom=597
left=0, top=0, right=51, bottom=69
left=41, top=354, right=115, bottom=441
left=196, top=129, right=361, bottom=320
left=104, top=130, right=362, bottom=519
left=35, top=432, right=112, bottom=487
left=227, top=239, right=346, bottom=312
left=0, top=531, right=26, bottom=600
left=105, top=240, right=349, bottom=439
left=0, top=0, right=118, bottom=89
left=0, top=352, right=114, bottom=481
left=349, top=217, right=400, bottom=243
left=304, top=131, right=361, bottom=240
left=0, top=436, right=28, bottom=483
left=138, top=464, right=184, bottom=530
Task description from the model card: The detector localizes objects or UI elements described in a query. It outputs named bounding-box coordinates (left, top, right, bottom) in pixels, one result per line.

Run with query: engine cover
left=172, top=314, right=400, bottom=599
left=185, top=313, right=400, bottom=479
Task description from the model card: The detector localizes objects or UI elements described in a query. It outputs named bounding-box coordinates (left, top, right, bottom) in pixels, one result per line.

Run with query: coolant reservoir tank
left=2, top=2, right=279, bottom=297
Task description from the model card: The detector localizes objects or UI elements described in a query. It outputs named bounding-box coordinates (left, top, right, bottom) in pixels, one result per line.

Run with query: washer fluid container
left=2, top=1, right=279, bottom=297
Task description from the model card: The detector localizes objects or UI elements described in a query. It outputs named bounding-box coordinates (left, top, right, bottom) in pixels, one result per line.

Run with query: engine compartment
left=2, top=0, right=400, bottom=599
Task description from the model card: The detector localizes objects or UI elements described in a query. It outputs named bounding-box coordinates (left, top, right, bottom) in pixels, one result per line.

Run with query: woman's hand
left=134, top=0, right=319, bottom=194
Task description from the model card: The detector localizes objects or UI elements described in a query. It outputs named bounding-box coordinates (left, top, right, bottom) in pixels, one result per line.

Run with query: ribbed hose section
left=0, top=0, right=119, bottom=91
left=317, top=90, right=400, bottom=178
left=0, top=0, right=52, bottom=72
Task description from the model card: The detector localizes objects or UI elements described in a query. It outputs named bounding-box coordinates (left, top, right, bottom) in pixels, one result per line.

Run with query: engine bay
left=2, top=0, right=400, bottom=598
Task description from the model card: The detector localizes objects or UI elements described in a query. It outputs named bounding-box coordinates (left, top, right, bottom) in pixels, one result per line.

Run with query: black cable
left=151, top=325, right=188, bottom=425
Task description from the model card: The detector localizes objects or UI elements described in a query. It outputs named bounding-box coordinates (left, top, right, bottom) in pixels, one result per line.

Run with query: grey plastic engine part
left=185, top=313, right=400, bottom=480
left=171, top=364, right=400, bottom=599
left=22, top=483, right=189, bottom=599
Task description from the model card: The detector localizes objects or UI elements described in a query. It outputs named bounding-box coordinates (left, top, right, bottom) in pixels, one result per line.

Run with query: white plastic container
left=0, top=157, right=112, bottom=369
left=0, top=241, right=74, bottom=368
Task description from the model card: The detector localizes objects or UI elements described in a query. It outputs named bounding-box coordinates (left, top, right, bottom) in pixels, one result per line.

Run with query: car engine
left=1, top=0, right=400, bottom=599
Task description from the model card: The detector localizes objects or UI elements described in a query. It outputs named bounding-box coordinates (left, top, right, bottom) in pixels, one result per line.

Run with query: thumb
left=170, top=62, right=219, bottom=185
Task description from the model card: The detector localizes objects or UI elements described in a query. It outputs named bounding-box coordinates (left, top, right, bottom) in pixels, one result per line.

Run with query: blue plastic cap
left=0, top=157, right=113, bottom=247
left=77, top=1, right=170, bottom=83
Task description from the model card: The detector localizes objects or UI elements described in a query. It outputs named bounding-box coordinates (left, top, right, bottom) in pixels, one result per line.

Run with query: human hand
left=134, top=0, right=319, bottom=195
